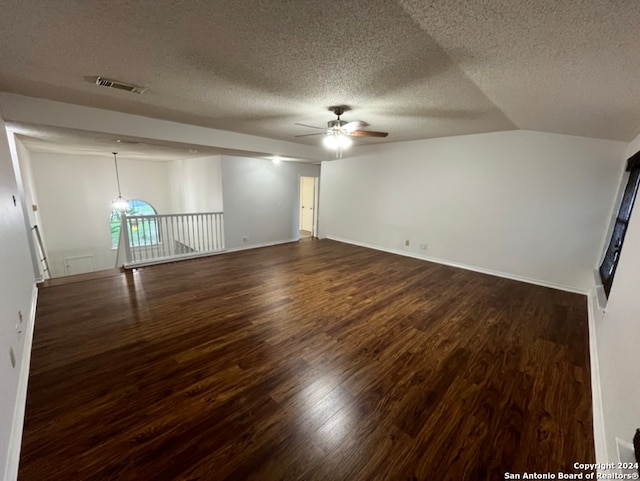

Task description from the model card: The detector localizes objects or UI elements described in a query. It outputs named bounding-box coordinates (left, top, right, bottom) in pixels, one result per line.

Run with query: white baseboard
left=326, top=236, right=588, bottom=294
left=224, top=238, right=298, bottom=253
left=587, top=288, right=608, bottom=465
left=4, top=284, right=38, bottom=481
left=124, top=249, right=229, bottom=269
left=124, top=239, right=300, bottom=269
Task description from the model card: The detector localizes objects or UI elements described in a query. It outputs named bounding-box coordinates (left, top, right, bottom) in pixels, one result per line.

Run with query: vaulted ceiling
left=1, top=0, right=639, bottom=152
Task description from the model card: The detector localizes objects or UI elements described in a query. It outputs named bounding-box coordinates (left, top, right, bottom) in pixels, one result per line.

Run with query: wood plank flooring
left=19, top=239, right=594, bottom=480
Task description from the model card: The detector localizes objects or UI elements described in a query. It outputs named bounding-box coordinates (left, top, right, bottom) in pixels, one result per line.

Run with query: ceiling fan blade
left=349, top=130, right=389, bottom=138
left=294, top=132, right=325, bottom=137
left=342, top=120, right=368, bottom=132
left=294, top=122, right=326, bottom=130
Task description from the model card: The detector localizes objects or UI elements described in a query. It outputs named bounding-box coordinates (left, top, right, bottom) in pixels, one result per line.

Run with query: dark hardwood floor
left=19, top=239, right=594, bottom=480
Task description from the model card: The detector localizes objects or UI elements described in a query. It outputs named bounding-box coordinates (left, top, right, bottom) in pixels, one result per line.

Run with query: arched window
left=110, top=199, right=159, bottom=249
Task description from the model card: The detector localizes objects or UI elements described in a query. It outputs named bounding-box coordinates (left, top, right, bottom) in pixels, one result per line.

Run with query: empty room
left=1, top=1, right=640, bottom=480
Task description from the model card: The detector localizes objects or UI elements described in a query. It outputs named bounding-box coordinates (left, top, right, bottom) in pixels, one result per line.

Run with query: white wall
left=319, top=130, right=625, bottom=291
left=168, top=155, right=223, bottom=214
left=0, top=120, right=38, bottom=481
left=11, top=138, right=46, bottom=281
left=13, top=139, right=41, bottom=231
left=30, top=152, right=173, bottom=276
left=627, top=132, right=640, bottom=157
left=592, top=134, right=640, bottom=464
left=221, top=156, right=320, bottom=249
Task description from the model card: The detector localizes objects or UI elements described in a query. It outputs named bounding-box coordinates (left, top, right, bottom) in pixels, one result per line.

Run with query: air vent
left=95, top=76, right=146, bottom=94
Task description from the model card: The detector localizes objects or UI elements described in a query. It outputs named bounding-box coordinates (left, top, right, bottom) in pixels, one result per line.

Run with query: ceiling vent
left=95, top=76, right=146, bottom=94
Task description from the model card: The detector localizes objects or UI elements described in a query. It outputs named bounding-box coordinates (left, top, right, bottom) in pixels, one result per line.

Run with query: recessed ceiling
left=0, top=0, right=639, bottom=152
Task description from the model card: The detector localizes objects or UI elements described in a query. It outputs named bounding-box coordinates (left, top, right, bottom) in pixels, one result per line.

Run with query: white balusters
left=119, top=212, right=225, bottom=267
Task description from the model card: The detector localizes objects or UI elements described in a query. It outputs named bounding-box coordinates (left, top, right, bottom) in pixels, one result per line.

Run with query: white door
left=300, top=177, right=315, bottom=233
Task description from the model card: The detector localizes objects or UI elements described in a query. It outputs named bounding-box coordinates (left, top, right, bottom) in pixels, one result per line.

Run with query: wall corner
left=587, top=285, right=608, bottom=464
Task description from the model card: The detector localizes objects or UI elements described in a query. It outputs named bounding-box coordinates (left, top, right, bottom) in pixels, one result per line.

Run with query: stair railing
left=31, top=225, right=51, bottom=279
left=119, top=211, right=224, bottom=267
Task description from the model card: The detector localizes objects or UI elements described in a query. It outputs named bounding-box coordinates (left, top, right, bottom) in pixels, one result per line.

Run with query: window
left=110, top=199, right=159, bottom=249
left=599, top=152, right=640, bottom=297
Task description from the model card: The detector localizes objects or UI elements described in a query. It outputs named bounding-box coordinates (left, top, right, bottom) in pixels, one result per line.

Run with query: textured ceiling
left=0, top=0, right=639, bottom=156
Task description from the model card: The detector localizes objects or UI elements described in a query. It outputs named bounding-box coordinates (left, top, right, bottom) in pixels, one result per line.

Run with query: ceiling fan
left=295, top=106, right=388, bottom=158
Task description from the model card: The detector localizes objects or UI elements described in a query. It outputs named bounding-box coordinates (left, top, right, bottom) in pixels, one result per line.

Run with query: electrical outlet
left=405, top=240, right=410, bottom=246
left=419, top=243, right=428, bottom=250
left=242, top=236, right=250, bottom=243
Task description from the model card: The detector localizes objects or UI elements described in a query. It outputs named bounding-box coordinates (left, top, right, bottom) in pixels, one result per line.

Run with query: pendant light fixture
left=111, top=152, right=129, bottom=211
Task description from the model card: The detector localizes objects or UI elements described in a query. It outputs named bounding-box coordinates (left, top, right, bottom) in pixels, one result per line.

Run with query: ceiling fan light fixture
left=337, top=134, right=352, bottom=149
left=297, top=106, right=386, bottom=159
left=322, top=134, right=338, bottom=150
left=322, top=132, right=352, bottom=150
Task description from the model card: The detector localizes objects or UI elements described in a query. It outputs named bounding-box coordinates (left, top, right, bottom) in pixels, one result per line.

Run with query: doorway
left=299, top=176, right=318, bottom=238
